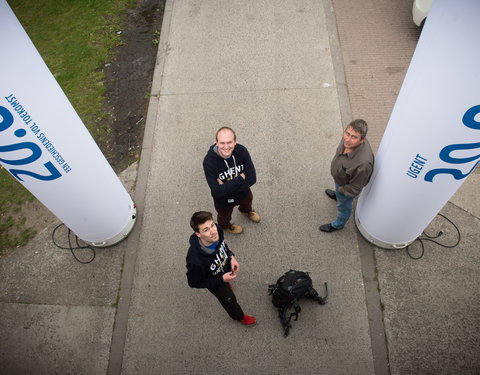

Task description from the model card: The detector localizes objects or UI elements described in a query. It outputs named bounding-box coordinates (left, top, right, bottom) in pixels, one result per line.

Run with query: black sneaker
left=319, top=223, right=339, bottom=232
left=325, top=189, right=337, bottom=201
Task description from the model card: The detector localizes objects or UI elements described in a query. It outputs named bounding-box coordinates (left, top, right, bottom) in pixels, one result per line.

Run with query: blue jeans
left=331, top=184, right=353, bottom=229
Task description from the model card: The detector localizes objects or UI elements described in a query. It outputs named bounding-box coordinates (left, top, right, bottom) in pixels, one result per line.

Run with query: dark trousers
left=208, top=282, right=244, bottom=321
left=215, top=190, right=253, bottom=229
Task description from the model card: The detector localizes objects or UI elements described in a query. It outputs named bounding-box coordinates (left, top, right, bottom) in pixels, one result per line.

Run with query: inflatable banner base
left=354, top=210, right=415, bottom=250
left=85, top=205, right=137, bottom=247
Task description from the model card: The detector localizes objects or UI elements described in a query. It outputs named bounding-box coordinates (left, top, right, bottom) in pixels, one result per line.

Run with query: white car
left=413, top=0, right=432, bottom=27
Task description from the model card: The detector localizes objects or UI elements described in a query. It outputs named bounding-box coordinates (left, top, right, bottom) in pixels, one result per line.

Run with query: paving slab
left=0, top=303, right=114, bottom=375
left=0, top=164, right=137, bottom=375
left=0, top=222, right=124, bottom=306
left=451, top=170, right=480, bottom=218
left=160, top=0, right=334, bottom=94
left=376, top=202, right=480, bottom=374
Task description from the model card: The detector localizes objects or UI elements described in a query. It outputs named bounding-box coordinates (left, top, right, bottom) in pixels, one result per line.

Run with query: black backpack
left=268, top=269, right=328, bottom=337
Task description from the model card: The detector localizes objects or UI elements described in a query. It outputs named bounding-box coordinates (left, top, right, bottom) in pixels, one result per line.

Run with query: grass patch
left=111, top=294, right=121, bottom=309
left=9, top=0, right=136, bottom=135
left=0, top=167, right=36, bottom=253
left=1, top=0, right=136, bottom=255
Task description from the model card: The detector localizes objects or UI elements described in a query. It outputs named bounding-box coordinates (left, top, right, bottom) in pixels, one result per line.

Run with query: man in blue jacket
left=203, top=127, right=260, bottom=234
left=186, top=211, right=256, bottom=326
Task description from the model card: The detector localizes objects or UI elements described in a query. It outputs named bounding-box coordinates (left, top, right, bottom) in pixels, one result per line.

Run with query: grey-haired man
left=320, top=119, right=374, bottom=232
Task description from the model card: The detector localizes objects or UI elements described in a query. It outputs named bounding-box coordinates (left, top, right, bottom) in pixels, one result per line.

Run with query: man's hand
left=223, top=256, right=240, bottom=283
left=230, top=256, right=240, bottom=273
left=217, top=173, right=245, bottom=185
left=222, top=272, right=237, bottom=282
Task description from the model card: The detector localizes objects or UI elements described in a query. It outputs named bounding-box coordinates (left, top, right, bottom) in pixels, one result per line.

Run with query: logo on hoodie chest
left=218, top=164, right=244, bottom=181
left=210, top=242, right=228, bottom=274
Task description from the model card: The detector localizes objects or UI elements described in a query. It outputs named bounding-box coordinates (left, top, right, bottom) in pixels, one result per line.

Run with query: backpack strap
left=279, top=300, right=301, bottom=337
left=278, top=306, right=292, bottom=337
left=288, top=299, right=301, bottom=322
left=267, top=284, right=276, bottom=295
left=307, top=282, right=329, bottom=305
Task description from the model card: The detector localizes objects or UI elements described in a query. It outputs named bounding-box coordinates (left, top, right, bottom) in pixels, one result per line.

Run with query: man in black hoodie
left=186, top=211, right=257, bottom=326
left=203, top=127, right=260, bottom=234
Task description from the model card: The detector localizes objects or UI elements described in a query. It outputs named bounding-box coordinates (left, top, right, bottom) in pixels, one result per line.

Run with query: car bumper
left=412, top=0, right=432, bottom=26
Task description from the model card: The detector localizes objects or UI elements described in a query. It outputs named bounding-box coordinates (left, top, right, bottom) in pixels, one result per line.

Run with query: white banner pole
left=355, top=0, right=480, bottom=249
left=0, top=1, right=136, bottom=247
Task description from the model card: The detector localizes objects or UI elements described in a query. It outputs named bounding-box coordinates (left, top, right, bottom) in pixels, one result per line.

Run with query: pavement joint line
left=158, top=86, right=340, bottom=97
left=358, top=237, right=391, bottom=375
left=322, top=0, right=352, bottom=128
left=106, top=1, right=173, bottom=374
left=323, top=0, right=390, bottom=373
left=449, top=201, right=480, bottom=220
left=0, top=301, right=115, bottom=308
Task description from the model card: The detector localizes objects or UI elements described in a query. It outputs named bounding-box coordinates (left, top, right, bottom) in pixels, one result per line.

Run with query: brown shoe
left=225, top=224, right=243, bottom=234
left=243, top=211, right=261, bottom=223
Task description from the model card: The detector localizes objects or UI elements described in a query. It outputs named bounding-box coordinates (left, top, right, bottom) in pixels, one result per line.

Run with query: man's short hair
left=190, top=211, right=213, bottom=232
left=348, top=119, right=368, bottom=139
left=215, top=126, right=236, bottom=142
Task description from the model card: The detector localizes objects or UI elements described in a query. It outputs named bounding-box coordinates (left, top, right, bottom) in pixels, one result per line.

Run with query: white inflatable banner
left=356, top=0, right=480, bottom=248
left=0, top=1, right=135, bottom=246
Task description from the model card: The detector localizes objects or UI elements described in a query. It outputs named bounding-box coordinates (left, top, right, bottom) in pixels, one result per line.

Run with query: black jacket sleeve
left=237, top=145, right=256, bottom=189
left=203, top=158, right=245, bottom=199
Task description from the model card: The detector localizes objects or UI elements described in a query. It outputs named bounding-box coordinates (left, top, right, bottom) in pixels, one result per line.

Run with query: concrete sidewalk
left=113, top=0, right=375, bottom=373
left=112, top=1, right=373, bottom=374
left=1, top=0, right=479, bottom=374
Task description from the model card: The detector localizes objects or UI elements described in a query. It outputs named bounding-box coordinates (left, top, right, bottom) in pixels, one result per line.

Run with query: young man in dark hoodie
left=203, top=127, right=260, bottom=234
left=186, top=211, right=256, bottom=326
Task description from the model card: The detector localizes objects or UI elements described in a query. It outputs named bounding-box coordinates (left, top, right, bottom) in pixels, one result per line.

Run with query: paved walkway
left=112, top=0, right=375, bottom=373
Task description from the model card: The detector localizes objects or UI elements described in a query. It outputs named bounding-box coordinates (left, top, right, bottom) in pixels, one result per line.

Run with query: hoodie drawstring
left=223, top=155, right=238, bottom=179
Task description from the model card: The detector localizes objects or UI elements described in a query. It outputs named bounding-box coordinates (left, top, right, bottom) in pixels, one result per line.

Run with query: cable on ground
left=406, top=213, right=461, bottom=260
left=52, top=223, right=96, bottom=264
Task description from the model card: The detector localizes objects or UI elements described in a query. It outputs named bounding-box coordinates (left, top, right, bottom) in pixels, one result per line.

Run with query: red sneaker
left=240, top=315, right=257, bottom=326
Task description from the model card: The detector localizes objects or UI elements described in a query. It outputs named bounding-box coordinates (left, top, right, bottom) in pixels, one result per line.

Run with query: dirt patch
left=100, top=0, right=166, bottom=172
